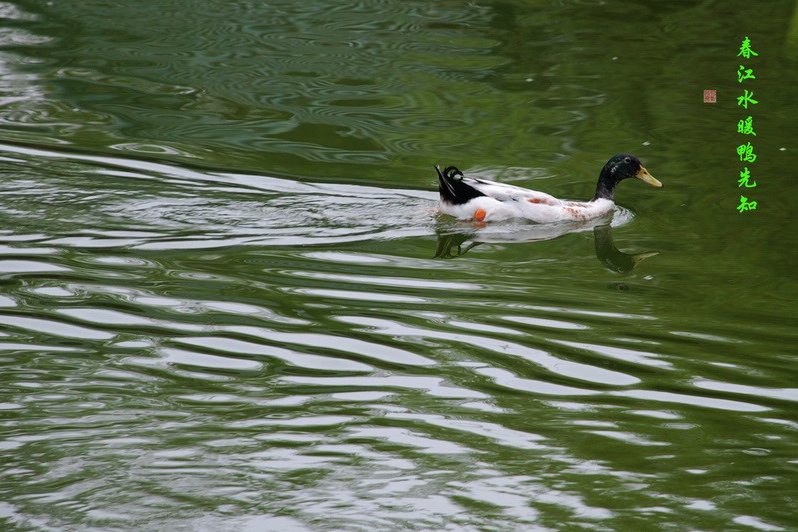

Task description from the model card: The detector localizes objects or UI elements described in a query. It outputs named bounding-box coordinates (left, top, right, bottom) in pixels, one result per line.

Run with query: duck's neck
left=592, top=170, right=619, bottom=202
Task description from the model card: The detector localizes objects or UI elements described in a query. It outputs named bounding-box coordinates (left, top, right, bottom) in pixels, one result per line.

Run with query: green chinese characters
left=735, top=36, right=759, bottom=212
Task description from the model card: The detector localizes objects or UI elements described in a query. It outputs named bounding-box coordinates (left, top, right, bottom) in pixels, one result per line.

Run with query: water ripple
left=0, top=1, right=795, bottom=530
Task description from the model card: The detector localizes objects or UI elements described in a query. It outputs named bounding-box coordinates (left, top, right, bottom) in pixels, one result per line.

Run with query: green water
left=1, top=1, right=797, bottom=531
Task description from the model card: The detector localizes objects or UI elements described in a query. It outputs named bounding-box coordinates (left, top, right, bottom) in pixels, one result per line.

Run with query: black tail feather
left=436, top=165, right=486, bottom=205
left=436, top=165, right=457, bottom=199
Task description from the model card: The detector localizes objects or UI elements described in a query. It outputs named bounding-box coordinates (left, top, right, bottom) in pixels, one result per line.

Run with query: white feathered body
left=438, top=176, right=614, bottom=223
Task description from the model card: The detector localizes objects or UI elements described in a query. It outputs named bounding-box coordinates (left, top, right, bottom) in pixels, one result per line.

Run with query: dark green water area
left=0, top=1, right=796, bottom=530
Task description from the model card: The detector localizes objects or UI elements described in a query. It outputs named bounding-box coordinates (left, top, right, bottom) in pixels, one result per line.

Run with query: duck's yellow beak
left=635, top=166, right=662, bottom=187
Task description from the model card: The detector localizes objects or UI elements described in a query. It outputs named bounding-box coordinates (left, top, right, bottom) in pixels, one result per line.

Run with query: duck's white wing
left=463, top=177, right=563, bottom=206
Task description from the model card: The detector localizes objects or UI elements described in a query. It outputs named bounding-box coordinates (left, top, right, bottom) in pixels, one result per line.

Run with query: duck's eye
left=623, top=157, right=631, bottom=164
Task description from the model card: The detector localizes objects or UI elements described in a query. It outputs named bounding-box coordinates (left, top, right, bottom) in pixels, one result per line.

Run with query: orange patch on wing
left=528, top=197, right=555, bottom=206
left=474, top=209, right=487, bottom=221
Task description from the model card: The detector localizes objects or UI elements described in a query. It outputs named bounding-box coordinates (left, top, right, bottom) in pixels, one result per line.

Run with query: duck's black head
left=592, top=154, right=661, bottom=201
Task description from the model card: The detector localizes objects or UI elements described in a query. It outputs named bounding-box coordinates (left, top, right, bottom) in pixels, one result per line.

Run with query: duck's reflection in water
left=592, top=224, right=659, bottom=273
left=434, top=217, right=658, bottom=273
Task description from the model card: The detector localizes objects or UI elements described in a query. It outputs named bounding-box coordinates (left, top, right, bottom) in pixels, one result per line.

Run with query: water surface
left=1, top=1, right=797, bottom=531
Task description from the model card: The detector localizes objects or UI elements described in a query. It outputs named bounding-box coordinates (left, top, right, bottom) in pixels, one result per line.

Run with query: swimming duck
left=436, top=154, right=661, bottom=223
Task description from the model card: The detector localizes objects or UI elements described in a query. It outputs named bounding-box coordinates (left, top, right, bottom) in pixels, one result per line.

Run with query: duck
left=436, top=154, right=661, bottom=223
